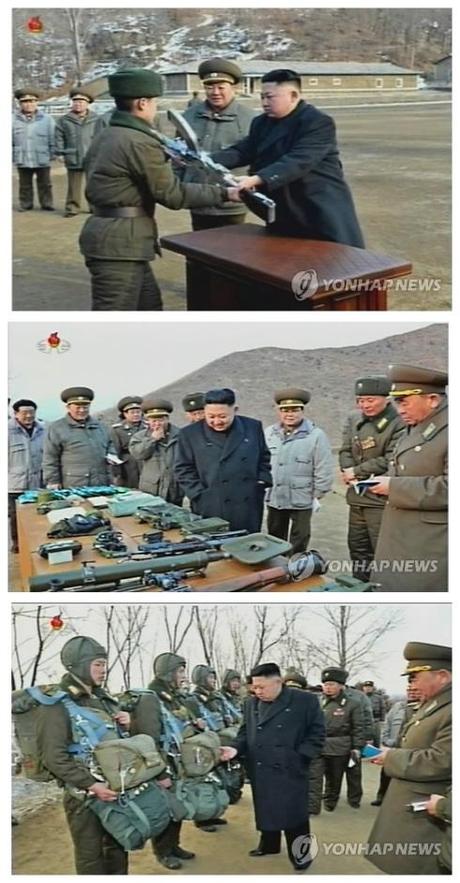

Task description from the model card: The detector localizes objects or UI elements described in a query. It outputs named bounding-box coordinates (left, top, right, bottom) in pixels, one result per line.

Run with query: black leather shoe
left=249, top=847, right=280, bottom=857
left=324, top=804, right=335, bottom=812
left=292, top=860, right=313, bottom=872
left=348, top=803, right=360, bottom=809
left=371, top=799, right=382, bottom=806
left=41, top=206, right=55, bottom=211
left=195, top=822, right=217, bottom=832
left=172, top=847, right=195, bottom=860
left=211, top=818, right=228, bottom=825
left=158, top=855, right=182, bottom=870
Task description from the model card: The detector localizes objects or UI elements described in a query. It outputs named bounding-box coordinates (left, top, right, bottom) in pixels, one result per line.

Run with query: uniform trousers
left=151, top=820, right=182, bottom=859
left=18, top=167, right=53, bottom=209
left=258, top=821, right=312, bottom=867
left=267, top=507, right=312, bottom=554
left=347, top=505, right=383, bottom=581
left=85, top=259, right=163, bottom=311
left=63, top=793, right=128, bottom=875
left=65, top=169, right=87, bottom=214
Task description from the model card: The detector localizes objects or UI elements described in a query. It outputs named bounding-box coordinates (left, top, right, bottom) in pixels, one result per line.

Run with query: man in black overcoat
left=174, top=388, right=272, bottom=533
left=223, top=662, right=325, bottom=871
left=213, top=68, right=364, bottom=246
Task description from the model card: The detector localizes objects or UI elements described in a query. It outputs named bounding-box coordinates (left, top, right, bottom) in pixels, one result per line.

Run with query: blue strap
left=26, top=687, right=68, bottom=705
left=195, top=700, right=222, bottom=732
left=158, top=700, right=187, bottom=752
left=220, top=694, right=241, bottom=723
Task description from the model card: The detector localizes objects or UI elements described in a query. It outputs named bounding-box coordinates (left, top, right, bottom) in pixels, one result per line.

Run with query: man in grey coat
left=55, top=87, right=98, bottom=217
left=265, top=388, right=333, bottom=553
left=42, top=387, right=116, bottom=488
left=129, top=399, right=183, bottom=504
left=8, top=398, right=45, bottom=551
left=182, top=58, right=255, bottom=230
left=12, top=88, right=55, bottom=211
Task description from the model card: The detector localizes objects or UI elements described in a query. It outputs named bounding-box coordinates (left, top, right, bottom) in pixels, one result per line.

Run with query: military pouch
left=179, top=730, right=222, bottom=777
left=173, top=772, right=230, bottom=821
left=215, top=761, right=244, bottom=804
left=217, top=725, right=239, bottom=745
left=88, top=780, right=186, bottom=850
left=93, top=734, right=166, bottom=791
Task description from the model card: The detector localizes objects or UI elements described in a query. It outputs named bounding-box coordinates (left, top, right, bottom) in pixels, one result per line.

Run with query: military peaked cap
left=388, top=364, right=448, bottom=397
left=182, top=393, right=205, bottom=412
left=15, top=88, right=41, bottom=101
left=274, top=387, right=311, bottom=407
left=118, top=396, right=143, bottom=413
left=198, top=58, right=242, bottom=85
left=108, top=68, right=163, bottom=98
left=61, top=386, right=94, bottom=405
left=69, top=87, right=94, bottom=103
left=142, top=398, right=173, bottom=417
left=355, top=376, right=391, bottom=397
left=321, top=667, right=348, bottom=684
left=402, top=642, right=451, bottom=675
left=362, top=680, right=375, bottom=687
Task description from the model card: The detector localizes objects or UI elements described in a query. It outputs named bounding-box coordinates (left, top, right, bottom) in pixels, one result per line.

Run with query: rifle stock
left=195, top=566, right=289, bottom=593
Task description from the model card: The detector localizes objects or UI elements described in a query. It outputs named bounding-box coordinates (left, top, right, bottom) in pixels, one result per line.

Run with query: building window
left=395, top=77, right=404, bottom=88
left=375, top=78, right=384, bottom=89
left=332, top=77, right=342, bottom=86
left=164, top=73, right=188, bottom=93
left=309, top=78, right=318, bottom=86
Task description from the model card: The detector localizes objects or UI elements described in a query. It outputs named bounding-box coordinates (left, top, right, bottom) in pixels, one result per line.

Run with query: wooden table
left=161, top=224, right=412, bottom=311
left=14, top=501, right=331, bottom=593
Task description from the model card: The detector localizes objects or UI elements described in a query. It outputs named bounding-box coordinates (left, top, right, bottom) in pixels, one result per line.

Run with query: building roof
left=158, top=60, right=421, bottom=76
left=433, top=55, right=452, bottom=65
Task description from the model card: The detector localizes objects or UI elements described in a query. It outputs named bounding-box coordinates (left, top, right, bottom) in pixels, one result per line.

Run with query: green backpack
left=93, top=734, right=166, bottom=792
left=12, top=685, right=72, bottom=782
left=179, top=730, right=222, bottom=777
left=89, top=780, right=188, bottom=850
left=173, top=772, right=230, bottom=822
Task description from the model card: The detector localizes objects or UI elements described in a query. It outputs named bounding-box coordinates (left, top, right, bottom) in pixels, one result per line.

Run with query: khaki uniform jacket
left=339, top=403, right=405, bottom=508
left=42, top=415, right=116, bottom=488
left=129, top=424, right=183, bottom=504
left=320, top=690, right=366, bottom=755
left=367, top=685, right=451, bottom=874
left=79, top=111, right=225, bottom=262
left=374, top=399, right=448, bottom=590
left=182, top=98, right=255, bottom=216
left=35, top=675, right=121, bottom=791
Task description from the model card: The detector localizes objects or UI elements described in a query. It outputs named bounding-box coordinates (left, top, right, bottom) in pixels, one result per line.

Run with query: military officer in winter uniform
left=130, top=653, right=200, bottom=870
left=265, top=388, right=334, bottom=553
left=226, top=662, right=325, bottom=871
left=54, top=87, right=98, bottom=216
left=42, top=387, right=116, bottom=488
left=344, top=680, right=374, bottom=808
left=175, top=388, right=272, bottom=532
left=309, top=668, right=365, bottom=814
left=283, top=668, right=308, bottom=690
left=182, top=393, right=205, bottom=424
left=80, top=68, right=240, bottom=311
left=339, top=375, right=405, bottom=581
left=129, top=399, right=183, bottom=504
left=35, top=637, right=130, bottom=875
left=366, top=642, right=451, bottom=875
left=371, top=365, right=448, bottom=591
left=182, top=58, right=255, bottom=230
left=221, top=669, right=243, bottom=714
left=13, top=88, right=55, bottom=211
left=110, top=396, right=145, bottom=487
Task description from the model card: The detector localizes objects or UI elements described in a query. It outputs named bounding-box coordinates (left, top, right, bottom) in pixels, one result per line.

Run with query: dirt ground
left=12, top=763, right=385, bottom=875
left=12, top=96, right=451, bottom=312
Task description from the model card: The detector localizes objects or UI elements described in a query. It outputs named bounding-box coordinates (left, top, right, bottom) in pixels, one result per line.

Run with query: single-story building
left=157, top=60, right=421, bottom=95
left=432, top=55, right=452, bottom=85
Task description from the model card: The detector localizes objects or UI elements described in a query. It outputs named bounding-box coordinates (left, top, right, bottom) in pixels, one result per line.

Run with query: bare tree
left=104, top=606, right=151, bottom=689
left=251, top=605, right=302, bottom=668
left=11, top=606, right=64, bottom=687
left=193, top=606, right=219, bottom=666
left=304, top=605, right=404, bottom=682
left=161, top=606, right=196, bottom=653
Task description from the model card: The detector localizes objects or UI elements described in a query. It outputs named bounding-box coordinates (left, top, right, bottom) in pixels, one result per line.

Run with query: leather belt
left=92, top=206, right=149, bottom=218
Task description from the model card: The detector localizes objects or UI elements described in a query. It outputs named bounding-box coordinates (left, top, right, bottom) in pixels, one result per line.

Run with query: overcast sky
left=9, top=321, right=433, bottom=420
left=12, top=602, right=450, bottom=696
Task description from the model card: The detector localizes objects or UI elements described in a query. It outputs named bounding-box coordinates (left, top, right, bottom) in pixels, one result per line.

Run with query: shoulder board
left=159, top=690, right=172, bottom=702
left=376, top=417, right=389, bottom=431
left=111, top=422, right=123, bottom=428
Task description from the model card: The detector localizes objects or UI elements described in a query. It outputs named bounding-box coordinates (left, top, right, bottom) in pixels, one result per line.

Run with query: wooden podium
left=161, top=224, right=412, bottom=311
